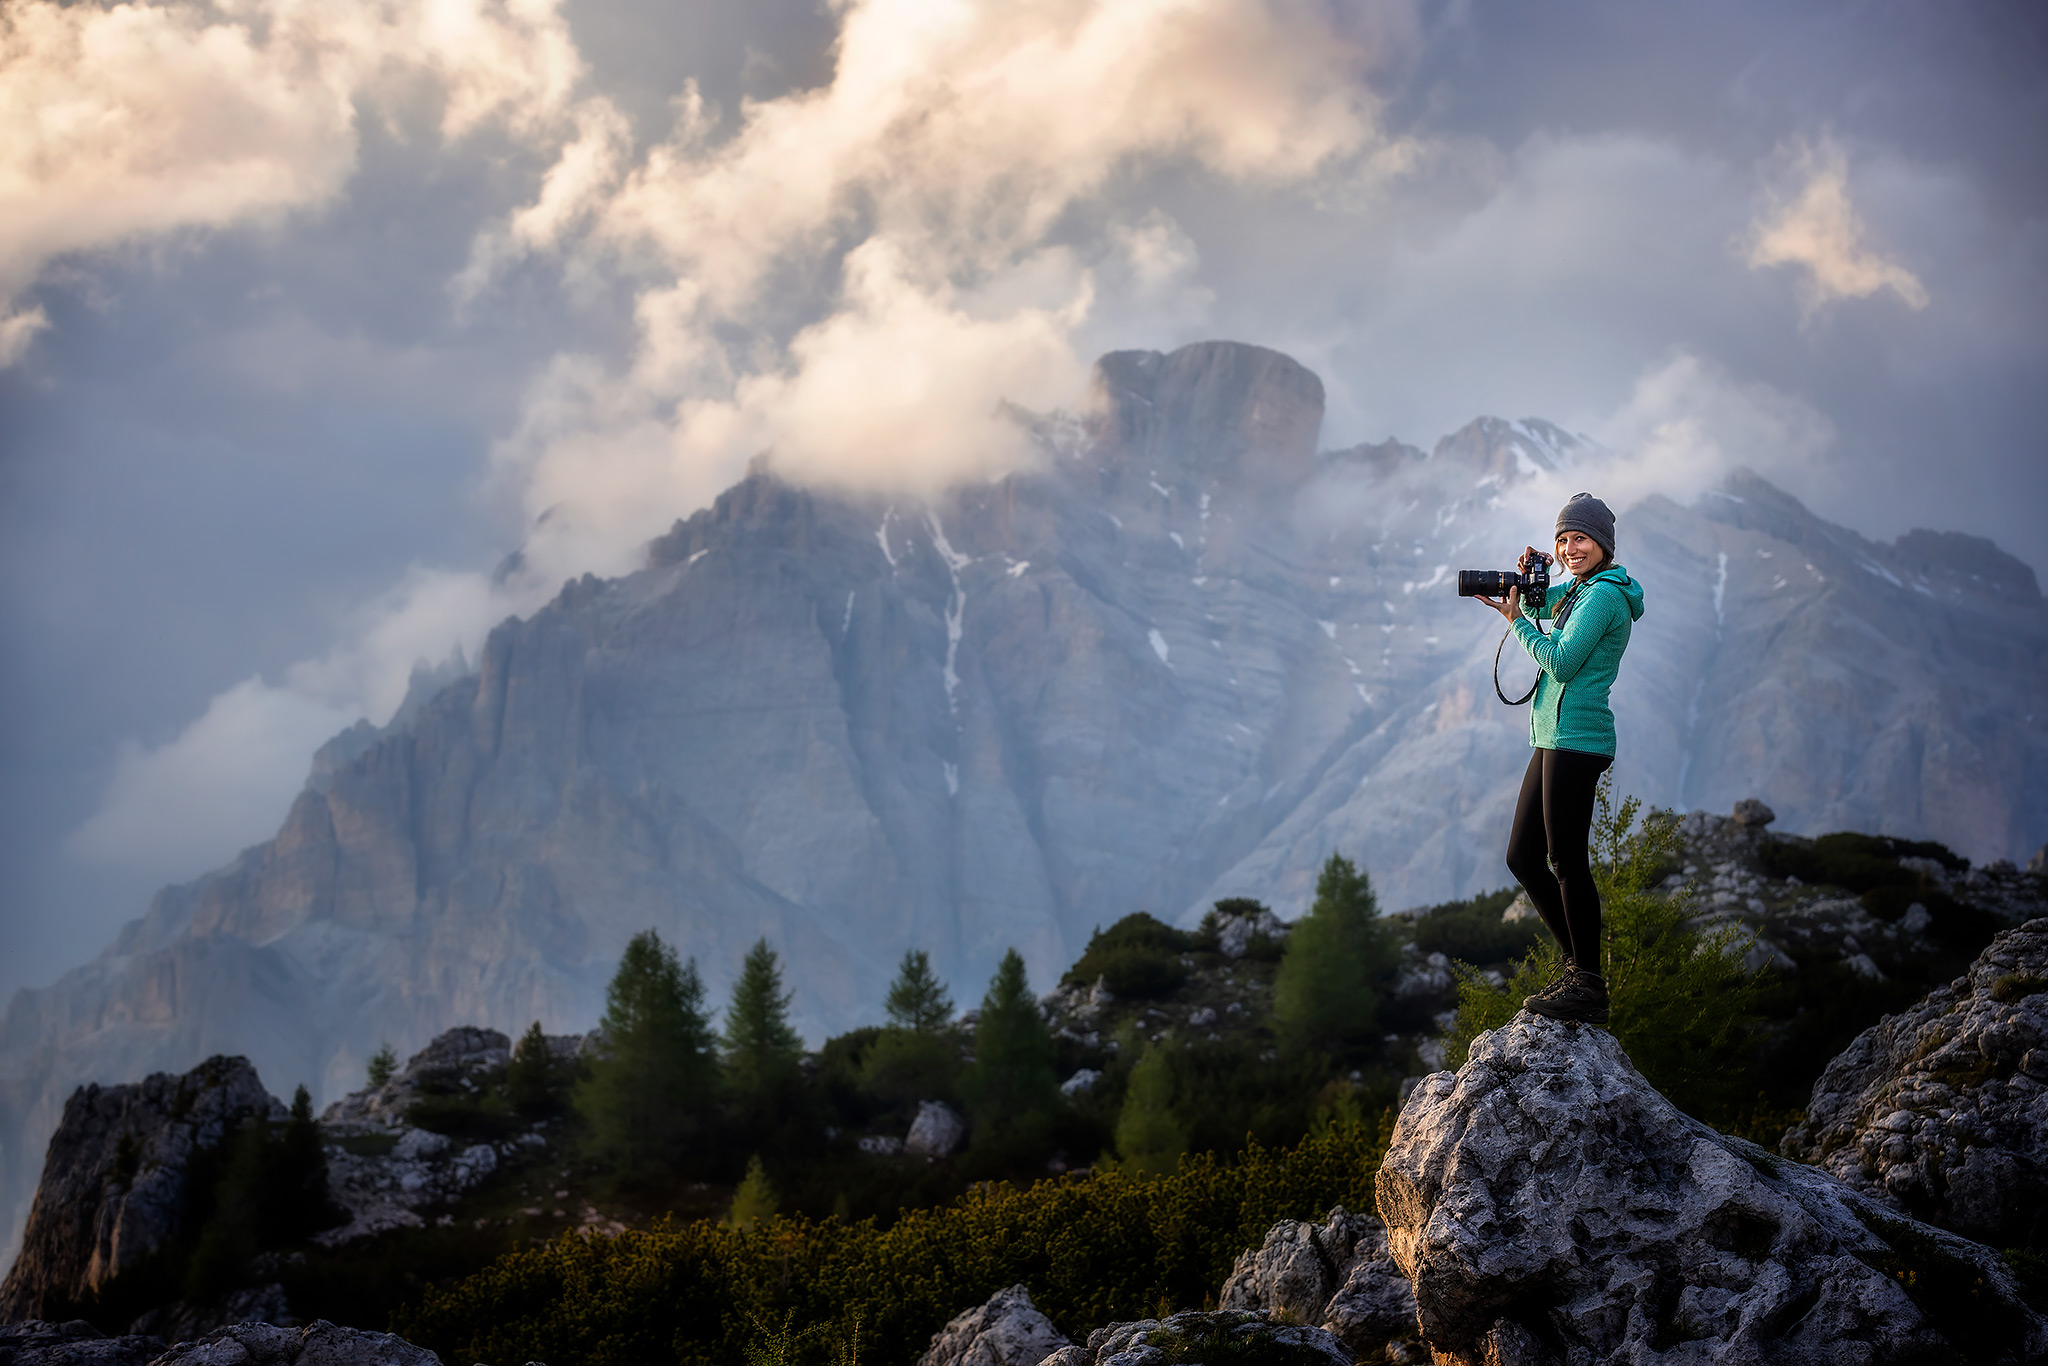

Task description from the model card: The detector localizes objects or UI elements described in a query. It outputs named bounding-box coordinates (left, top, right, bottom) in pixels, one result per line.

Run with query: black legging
left=1506, top=746, right=1613, bottom=973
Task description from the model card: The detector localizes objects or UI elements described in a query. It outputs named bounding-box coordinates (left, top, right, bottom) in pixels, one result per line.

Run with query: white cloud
left=0, top=0, right=598, bottom=367
left=1745, top=136, right=1930, bottom=319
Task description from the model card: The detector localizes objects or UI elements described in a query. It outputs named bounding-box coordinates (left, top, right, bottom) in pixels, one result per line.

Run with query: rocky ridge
left=1783, top=917, right=2048, bottom=1249
left=1376, top=1013, right=2046, bottom=1364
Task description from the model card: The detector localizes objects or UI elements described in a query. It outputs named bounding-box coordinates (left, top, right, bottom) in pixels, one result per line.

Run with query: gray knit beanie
left=1555, top=492, right=1616, bottom=563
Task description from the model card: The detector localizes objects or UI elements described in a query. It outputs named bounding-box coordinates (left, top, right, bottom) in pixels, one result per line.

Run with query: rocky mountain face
left=1784, top=918, right=2048, bottom=1248
left=3, top=340, right=2045, bottom=1256
left=0, top=1059, right=280, bottom=1324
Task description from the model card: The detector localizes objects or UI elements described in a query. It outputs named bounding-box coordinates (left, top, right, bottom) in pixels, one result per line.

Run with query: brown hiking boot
left=1522, top=967, right=1578, bottom=1012
left=1528, top=970, right=1610, bottom=1025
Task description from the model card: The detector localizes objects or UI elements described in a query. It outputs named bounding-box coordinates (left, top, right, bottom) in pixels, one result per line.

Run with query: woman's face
left=1556, top=530, right=1606, bottom=577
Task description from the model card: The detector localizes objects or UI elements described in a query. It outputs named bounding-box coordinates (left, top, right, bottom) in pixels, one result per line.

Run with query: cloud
left=1745, top=136, right=1930, bottom=318
left=67, top=566, right=515, bottom=882
left=0, top=0, right=597, bottom=368
left=476, top=0, right=1420, bottom=586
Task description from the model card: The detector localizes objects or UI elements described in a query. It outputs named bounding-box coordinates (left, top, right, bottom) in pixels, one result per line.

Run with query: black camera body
left=1457, top=553, right=1550, bottom=601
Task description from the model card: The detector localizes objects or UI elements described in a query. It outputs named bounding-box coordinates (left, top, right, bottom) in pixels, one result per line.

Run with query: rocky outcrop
left=316, top=1029, right=557, bottom=1246
left=0, top=1320, right=163, bottom=1365
left=1376, top=1013, right=2047, bottom=1364
left=903, top=1101, right=967, bottom=1159
left=915, top=1285, right=1068, bottom=1366
left=1038, top=1310, right=1349, bottom=1366
left=0, top=1058, right=281, bottom=1322
left=1217, top=1206, right=1418, bottom=1357
left=146, top=1320, right=441, bottom=1365
left=1783, top=917, right=2048, bottom=1248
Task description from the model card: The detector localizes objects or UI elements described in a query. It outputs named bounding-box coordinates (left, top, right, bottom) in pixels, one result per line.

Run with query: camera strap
left=1492, top=580, right=1584, bottom=707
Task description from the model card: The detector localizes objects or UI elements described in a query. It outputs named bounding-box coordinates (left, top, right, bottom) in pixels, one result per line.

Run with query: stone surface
left=915, top=1285, right=1069, bottom=1366
left=1783, top=917, right=2048, bottom=1248
left=1043, top=1309, right=1350, bottom=1366
left=0, top=1058, right=282, bottom=1322
left=145, top=1320, right=441, bottom=1365
left=904, top=1101, right=967, bottom=1158
left=1730, top=798, right=1775, bottom=829
left=0, top=1320, right=165, bottom=1366
left=1376, top=1012, right=2047, bottom=1364
left=7, top=341, right=2047, bottom=1256
left=1217, top=1205, right=1418, bottom=1356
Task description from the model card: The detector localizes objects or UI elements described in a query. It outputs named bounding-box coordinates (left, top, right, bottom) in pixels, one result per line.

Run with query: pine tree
left=961, top=949, right=1059, bottom=1158
left=508, top=1021, right=555, bottom=1115
left=883, top=949, right=954, bottom=1031
left=1272, top=854, right=1398, bottom=1057
left=576, top=929, right=719, bottom=1175
left=726, top=1154, right=780, bottom=1230
left=722, top=939, right=804, bottom=1108
left=1114, top=1043, right=1187, bottom=1178
left=366, top=1042, right=398, bottom=1089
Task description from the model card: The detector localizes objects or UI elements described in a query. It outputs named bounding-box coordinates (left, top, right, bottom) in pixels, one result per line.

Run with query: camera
left=1456, top=552, right=1549, bottom=600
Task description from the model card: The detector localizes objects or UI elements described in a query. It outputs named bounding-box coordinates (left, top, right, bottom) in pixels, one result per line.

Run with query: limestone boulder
left=1217, top=1205, right=1418, bottom=1354
left=915, top=1285, right=1068, bottom=1366
left=146, top=1320, right=441, bottom=1365
left=1783, top=917, right=2048, bottom=1248
left=0, top=1319, right=164, bottom=1366
left=1376, top=1012, right=2046, bottom=1365
left=1036, top=1310, right=1348, bottom=1366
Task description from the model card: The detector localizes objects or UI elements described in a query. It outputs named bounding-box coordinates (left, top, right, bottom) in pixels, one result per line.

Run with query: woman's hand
left=1472, top=584, right=1522, bottom=621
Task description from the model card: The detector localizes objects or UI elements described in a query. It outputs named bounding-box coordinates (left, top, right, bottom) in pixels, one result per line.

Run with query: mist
left=2, top=0, right=2044, bottom=1002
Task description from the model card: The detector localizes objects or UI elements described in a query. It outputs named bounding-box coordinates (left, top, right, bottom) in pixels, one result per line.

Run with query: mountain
left=2, top=340, right=2043, bottom=1257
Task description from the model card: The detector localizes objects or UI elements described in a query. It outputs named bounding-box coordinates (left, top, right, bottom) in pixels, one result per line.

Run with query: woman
left=1471, top=493, right=1645, bottom=1025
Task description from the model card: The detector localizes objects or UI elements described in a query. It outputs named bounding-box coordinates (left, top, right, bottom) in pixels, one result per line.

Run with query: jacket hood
left=1585, top=564, right=1646, bottom=622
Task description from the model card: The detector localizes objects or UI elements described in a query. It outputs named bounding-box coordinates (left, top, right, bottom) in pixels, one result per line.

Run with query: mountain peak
left=1088, top=341, right=1323, bottom=482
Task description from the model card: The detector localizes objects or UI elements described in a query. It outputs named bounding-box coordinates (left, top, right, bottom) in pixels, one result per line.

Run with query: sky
left=1, top=0, right=2044, bottom=1002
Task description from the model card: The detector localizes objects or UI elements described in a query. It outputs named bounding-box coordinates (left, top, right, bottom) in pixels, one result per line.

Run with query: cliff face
left=2, top=340, right=2044, bottom=1257
left=0, top=1056, right=279, bottom=1322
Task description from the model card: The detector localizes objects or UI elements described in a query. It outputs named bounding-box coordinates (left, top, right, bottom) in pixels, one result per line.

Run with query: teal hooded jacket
left=1510, top=564, right=1646, bottom=757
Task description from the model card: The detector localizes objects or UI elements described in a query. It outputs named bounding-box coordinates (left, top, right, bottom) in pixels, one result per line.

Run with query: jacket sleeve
left=1512, top=584, right=1619, bottom=683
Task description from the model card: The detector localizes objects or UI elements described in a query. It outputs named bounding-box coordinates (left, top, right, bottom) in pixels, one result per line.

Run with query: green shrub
left=1065, top=914, right=1194, bottom=999
left=397, top=1118, right=1390, bottom=1366
left=1448, top=782, right=1765, bottom=1125
left=1114, top=1044, right=1188, bottom=1177
left=1410, top=888, right=1536, bottom=965
left=1758, top=831, right=1968, bottom=892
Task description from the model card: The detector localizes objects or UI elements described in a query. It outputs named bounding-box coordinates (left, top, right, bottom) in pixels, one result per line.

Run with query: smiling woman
left=1468, top=492, right=1646, bottom=1026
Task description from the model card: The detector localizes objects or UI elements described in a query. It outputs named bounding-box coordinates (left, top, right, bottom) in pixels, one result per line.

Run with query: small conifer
left=722, top=939, right=804, bottom=1104
left=962, top=949, right=1059, bottom=1153
left=577, top=929, right=719, bottom=1174
left=1114, top=1044, right=1187, bottom=1178
left=366, top=1042, right=398, bottom=1089
left=726, top=1154, right=780, bottom=1230
left=1272, top=854, right=1397, bottom=1056
left=883, top=949, right=954, bottom=1031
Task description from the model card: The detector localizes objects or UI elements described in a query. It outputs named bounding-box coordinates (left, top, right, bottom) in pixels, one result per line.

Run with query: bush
left=1758, top=831, right=1968, bottom=892
left=1064, top=914, right=1194, bottom=999
left=396, top=1117, right=1392, bottom=1366
left=1448, top=781, right=1765, bottom=1125
left=1410, top=888, right=1536, bottom=965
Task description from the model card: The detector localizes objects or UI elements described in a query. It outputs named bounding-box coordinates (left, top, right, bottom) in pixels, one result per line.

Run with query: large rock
left=1217, top=1205, right=1418, bottom=1355
left=1783, top=917, right=2048, bottom=1248
left=0, top=1058, right=281, bottom=1322
left=904, top=1101, right=967, bottom=1159
left=146, top=1320, right=441, bottom=1365
left=1375, top=1013, right=2047, bottom=1365
left=1037, top=1310, right=1349, bottom=1366
left=0, top=1319, right=164, bottom=1365
left=915, top=1284, right=1068, bottom=1366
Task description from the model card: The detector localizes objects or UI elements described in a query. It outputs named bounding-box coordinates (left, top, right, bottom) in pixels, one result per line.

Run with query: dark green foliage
left=185, top=1088, right=340, bottom=1301
left=858, top=1029, right=964, bottom=1117
left=366, top=1043, right=398, bottom=1089
left=884, top=950, right=955, bottom=1031
left=507, top=1021, right=561, bottom=1117
left=1145, top=1314, right=1342, bottom=1364
left=1064, top=914, right=1194, bottom=999
left=1272, top=856, right=1398, bottom=1057
left=1855, top=1209, right=2034, bottom=1363
left=397, top=1118, right=1390, bottom=1366
left=962, top=950, right=1060, bottom=1167
left=1992, top=975, right=2048, bottom=1005
left=728, top=1155, right=780, bottom=1230
left=579, top=930, right=719, bottom=1177
left=1759, top=831, right=1968, bottom=892
left=1409, top=888, right=1536, bottom=965
left=1114, top=1044, right=1187, bottom=1177
left=1450, top=783, right=1765, bottom=1125
left=1195, top=900, right=1284, bottom=961
left=724, top=939, right=806, bottom=1106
